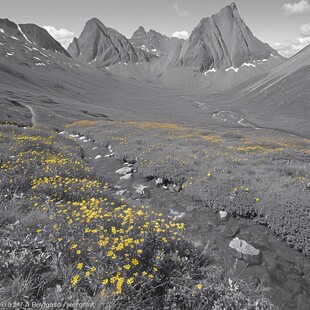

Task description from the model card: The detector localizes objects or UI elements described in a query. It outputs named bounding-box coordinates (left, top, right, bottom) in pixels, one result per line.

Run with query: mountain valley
left=0, top=2, right=310, bottom=309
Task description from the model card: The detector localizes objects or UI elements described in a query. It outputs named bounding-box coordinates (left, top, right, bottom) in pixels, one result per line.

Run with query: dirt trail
left=25, top=104, right=37, bottom=127
left=65, top=130, right=310, bottom=310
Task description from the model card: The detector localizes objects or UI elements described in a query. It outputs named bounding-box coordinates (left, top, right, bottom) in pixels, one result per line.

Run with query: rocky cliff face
left=67, top=18, right=155, bottom=67
left=179, top=3, right=282, bottom=71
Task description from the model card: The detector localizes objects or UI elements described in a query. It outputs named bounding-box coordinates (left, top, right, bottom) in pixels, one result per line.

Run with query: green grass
left=0, top=124, right=275, bottom=309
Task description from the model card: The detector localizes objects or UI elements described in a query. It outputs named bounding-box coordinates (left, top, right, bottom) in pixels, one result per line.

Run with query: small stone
left=155, top=178, right=163, bottom=186
left=169, top=209, right=185, bottom=219
left=115, top=167, right=132, bottom=175
left=219, top=211, right=228, bottom=219
left=218, top=210, right=230, bottom=222
left=228, top=237, right=262, bottom=265
left=120, top=173, right=132, bottom=180
left=306, top=182, right=310, bottom=190
left=116, top=190, right=128, bottom=196
left=94, top=155, right=102, bottom=159
left=133, top=185, right=150, bottom=199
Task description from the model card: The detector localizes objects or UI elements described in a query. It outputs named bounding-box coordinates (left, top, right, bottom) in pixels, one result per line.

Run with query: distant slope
left=191, top=44, right=310, bottom=137
left=236, top=45, right=310, bottom=136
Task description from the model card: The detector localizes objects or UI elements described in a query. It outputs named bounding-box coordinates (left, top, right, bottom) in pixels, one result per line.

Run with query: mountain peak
left=138, top=26, right=146, bottom=32
left=0, top=18, right=18, bottom=30
left=87, top=17, right=102, bottom=24
left=226, top=2, right=239, bottom=12
left=230, top=2, right=237, bottom=10
left=130, top=26, right=173, bottom=56
left=220, top=2, right=238, bottom=12
left=131, top=26, right=147, bottom=39
left=85, top=17, right=107, bottom=30
left=181, top=3, right=282, bottom=72
left=67, top=18, right=156, bottom=66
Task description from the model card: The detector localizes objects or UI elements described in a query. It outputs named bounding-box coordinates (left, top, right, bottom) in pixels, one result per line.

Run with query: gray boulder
left=228, top=237, right=262, bottom=264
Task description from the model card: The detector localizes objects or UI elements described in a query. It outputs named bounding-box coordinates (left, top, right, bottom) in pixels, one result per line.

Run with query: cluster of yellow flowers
left=0, top=126, right=187, bottom=297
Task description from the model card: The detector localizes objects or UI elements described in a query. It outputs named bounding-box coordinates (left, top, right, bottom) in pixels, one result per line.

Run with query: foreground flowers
left=0, top=125, right=275, bottom=309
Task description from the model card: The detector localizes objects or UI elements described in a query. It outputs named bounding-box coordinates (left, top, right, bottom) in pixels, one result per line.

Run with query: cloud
left=300, top=23, right=310, bottom=36
left=172, top=30, right=189, bottom=40
left=173, top=2, right=189, bottom=17
left=43, top=26, right=75, bottom=48
left=273, top=21, right=310, bottom=57
left=273, top=37, right=310, bottom=57
left=281, top=0, right=310, bottom=15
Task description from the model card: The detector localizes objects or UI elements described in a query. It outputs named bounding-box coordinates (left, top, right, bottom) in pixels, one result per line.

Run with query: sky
left=1, top=0, right=310, bottom=57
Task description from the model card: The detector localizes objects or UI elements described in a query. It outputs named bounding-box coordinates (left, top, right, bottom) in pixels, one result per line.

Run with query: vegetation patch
left=65, top=120, right=102, bottom=129
left=0, top=125, right=275, bottom=309
left=74, top=121, right=310, bottom=257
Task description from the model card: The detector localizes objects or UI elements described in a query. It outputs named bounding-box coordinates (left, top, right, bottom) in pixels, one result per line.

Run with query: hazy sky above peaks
left=1, top=0, right=310, bottom=57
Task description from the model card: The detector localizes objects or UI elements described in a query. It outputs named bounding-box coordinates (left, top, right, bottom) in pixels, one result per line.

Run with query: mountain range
left=67, top=3, right=284, bottom=90
left=0, top=2, right=309, bottom=136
